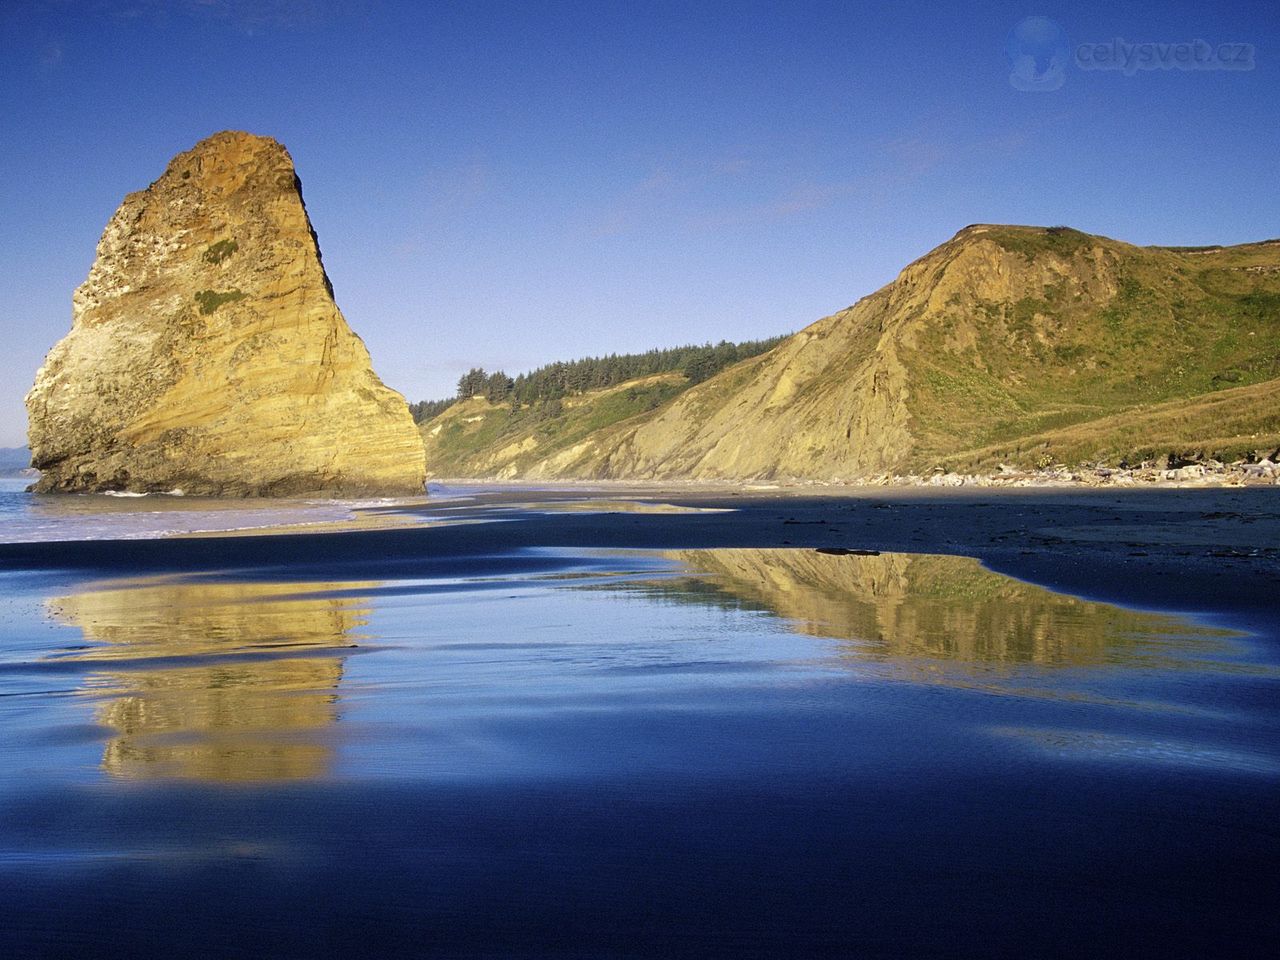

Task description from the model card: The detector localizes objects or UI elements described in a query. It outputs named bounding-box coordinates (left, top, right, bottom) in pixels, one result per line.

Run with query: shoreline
left=12, top=452, right=1280, bottom=506
left=1, top=486, right=1276, bottom=631
left=425, top=459, right=1280, bottom=490
left=2, top=488, right=1277, bottom=960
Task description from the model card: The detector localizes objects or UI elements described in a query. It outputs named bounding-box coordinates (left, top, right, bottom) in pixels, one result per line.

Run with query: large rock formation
left=26, top=131, right=426, bottom=496
left=535, top=227, right=1280, bottom=479
left=421, top=225, right=1278, bottom=481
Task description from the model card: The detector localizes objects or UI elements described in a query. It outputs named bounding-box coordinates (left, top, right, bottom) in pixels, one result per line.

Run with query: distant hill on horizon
left=417, top=225, right=1280, bottom=481
left=0, top=446, right=31, bottom=477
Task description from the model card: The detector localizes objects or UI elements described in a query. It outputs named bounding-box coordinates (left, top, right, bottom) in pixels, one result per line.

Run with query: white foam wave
left=0, top=492, right=372, bottom=543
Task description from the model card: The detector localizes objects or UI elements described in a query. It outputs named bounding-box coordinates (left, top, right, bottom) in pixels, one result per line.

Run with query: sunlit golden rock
left=51, top=579, right=373, bottom=781
left=26, top=131, right=426, bottom=496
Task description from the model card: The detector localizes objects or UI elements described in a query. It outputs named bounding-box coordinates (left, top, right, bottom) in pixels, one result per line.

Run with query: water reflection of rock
left=50, top=581, right=372, bottom=781
left=665, top=550, right=1220, bottom=667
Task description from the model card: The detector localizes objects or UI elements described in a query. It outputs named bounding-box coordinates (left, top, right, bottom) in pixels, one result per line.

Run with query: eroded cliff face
left=520, top=226, right=1114, bottom=481
left=26, top=131, right=426, bottom=496
left=510, top=226, right=1280, bottom=480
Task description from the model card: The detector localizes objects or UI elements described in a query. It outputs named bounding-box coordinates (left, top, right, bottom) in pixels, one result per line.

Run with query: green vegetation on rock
left=415, top=336, right=787, bottom=423
left=907, top=234, right=1280, bottom=472
left=194, top=289, right=246, bottom=314
left=988, top=225, right=1092, bottom=262
left=203, top=239, right=239, bottom=265
left=420, top=375, right=687, bottom=478
left=413, top=336, right=789, bottom=477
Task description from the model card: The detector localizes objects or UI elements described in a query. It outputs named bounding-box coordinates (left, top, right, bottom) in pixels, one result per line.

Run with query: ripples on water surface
left=0, top=477, right=432, bottom=541
left=0, top=515, right=1277, bottom=956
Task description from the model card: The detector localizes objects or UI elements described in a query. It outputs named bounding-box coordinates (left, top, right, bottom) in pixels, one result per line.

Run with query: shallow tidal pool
left=1, top=544, right=1277, bottom=957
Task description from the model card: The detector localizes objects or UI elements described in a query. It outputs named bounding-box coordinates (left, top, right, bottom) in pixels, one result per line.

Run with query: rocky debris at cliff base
left=845, top=458, right=1280, bottom=489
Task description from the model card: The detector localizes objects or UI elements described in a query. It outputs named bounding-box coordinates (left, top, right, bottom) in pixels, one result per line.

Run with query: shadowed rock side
left=49, top=580, right=373, bottom=781
left=658, top=549, right=1233, bottom=668
left=26, top=131, right=426, bottom=496
left=443, top=226, right=1278, bottom=481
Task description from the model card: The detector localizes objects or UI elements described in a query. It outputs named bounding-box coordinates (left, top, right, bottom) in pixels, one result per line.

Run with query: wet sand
left=3, top=485, right=1277, bottom=624
left=1, top=486, right=1278, bottom=959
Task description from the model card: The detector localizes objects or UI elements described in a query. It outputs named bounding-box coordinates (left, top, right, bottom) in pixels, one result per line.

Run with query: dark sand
left=4, top=485, right=1276, bottom=625
left=1, top=486, right=1278, bottom=959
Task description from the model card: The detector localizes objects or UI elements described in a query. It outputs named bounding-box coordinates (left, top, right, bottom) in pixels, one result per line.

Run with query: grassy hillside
left=420, top=374, right=685, bottom=478
left=943, top=376, right=1280, bottom=472
left=421, top=226, right=1280, bottom=481
left=0, top=446, right=31, bottom=477
left=902, top=228, right=1280, bottom=470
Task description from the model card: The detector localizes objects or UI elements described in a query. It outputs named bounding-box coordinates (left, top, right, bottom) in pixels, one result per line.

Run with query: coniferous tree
left=419, top=335, right=788, bottom=416
left=484, top=370, right=514, bottom=402
left=457, top=367, right=488, bottom=399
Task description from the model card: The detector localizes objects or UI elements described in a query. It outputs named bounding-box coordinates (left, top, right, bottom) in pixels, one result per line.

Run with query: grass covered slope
left=901, top=228, right=1280, bottom=472
left=948, top=376, right=1280, bottom=473
left=419, top=226, right=1280, bottom=481
left=493, top=226, right=1280, bottom=481
left=420, top=374, right=686, bottom=479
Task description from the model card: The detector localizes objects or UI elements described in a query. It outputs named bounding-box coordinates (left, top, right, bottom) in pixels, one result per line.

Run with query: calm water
left=0, top=510, right=1278, bottom=956
left=0, top=477, right=431, bottom=541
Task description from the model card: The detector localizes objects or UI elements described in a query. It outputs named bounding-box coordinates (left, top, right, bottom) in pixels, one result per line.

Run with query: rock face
left=498, top=226, right=1280, bottom=480
left=26, top=131, right=426, bottom=496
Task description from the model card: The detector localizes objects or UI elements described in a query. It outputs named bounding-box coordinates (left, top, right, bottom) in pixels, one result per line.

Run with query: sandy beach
left=0, top=486, right=1277, bottom=958
left=3, top=484, right=1277, bottom=621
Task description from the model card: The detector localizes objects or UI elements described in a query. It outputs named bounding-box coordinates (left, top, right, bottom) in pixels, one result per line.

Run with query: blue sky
left=1, top=0, right=1276, bottom=447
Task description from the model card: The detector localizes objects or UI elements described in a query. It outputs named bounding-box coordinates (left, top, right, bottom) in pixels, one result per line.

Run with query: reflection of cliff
left=50, top=580, right=372, bottom=781
left=666, top=550, right=1214, bottom=667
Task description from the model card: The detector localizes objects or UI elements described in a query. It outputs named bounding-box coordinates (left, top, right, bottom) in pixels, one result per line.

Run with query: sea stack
left=25, top=131, right=426, bottom=496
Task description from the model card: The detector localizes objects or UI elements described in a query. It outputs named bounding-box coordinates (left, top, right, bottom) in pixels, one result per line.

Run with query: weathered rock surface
left=497, top=226, right=1280, bottom=481
left=26, top=131, right=425, bottom=496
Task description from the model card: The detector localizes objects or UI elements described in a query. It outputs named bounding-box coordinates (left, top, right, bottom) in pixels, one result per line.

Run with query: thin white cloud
left=589, top=154, right=754, bottom=238
left=41, top=0, right=343, bottom=31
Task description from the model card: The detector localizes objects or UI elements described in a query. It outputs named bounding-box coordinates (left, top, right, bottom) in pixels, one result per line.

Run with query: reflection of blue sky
left=14, top=544, right=1267, bottom=787
left=995, top=727, right=1280, bottom=776
left=1, top=540, right=1278, bottom=960
left=1, top=2, right=1278, bottom=444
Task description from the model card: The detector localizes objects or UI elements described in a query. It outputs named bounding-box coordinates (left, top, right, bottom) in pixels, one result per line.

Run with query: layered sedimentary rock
left=418, top=226, right=1280, bottom=481
left=26, top=131, right=425, bottom=496
left=527, top=227, right=1280, bottom=480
